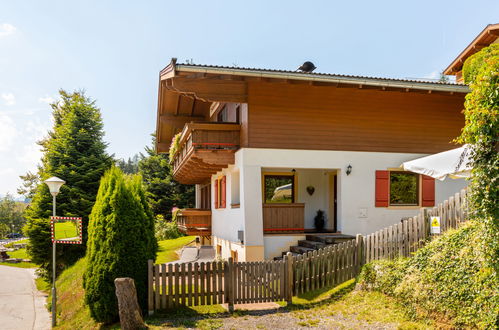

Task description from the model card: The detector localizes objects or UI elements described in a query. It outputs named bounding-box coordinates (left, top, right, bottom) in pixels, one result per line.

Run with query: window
left=389, top=172, right=418, bottom=206
left=213, top=176, right=226, bottom=209
left=375, top=170, right=435, bottom=207
left=231, top=171, right=240, bottom=207
left=263, top=173, right=295, bottom=203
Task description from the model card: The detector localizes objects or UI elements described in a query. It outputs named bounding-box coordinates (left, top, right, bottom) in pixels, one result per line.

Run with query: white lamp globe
left=44, top=176, right=65, bottom=196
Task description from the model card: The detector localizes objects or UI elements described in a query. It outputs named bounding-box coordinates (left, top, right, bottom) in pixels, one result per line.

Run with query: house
left=155, top=25, right=496, bottom=261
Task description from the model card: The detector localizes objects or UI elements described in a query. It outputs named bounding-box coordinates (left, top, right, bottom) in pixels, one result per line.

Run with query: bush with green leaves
left=83, top=167, right=157, bottom=324
left=154, top=213, right=184, bottom=240
left=458, top=44, right=498, bottom=266
left=358, top=221, right=498, bottom=328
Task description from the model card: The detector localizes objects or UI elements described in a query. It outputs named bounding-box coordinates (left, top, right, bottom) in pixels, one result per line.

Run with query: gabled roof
left=444, top=23, right=499, bottom=75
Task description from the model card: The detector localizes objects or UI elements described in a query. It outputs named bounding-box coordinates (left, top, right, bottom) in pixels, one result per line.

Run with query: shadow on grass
left=145, top=279, right=356, bottom=328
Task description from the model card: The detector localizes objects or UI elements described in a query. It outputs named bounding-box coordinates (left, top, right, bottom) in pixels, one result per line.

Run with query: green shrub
left=358, top=258, right=408, bottom=295
left=83, top=167, right=157, bottom=324
left=155, top=213, right=184, bottom=240
left=168, top=132, right=181, bottom=164
left=358, top=221, right=498, bottom=329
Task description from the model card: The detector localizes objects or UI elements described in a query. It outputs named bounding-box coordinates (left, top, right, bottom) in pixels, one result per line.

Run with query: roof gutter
left=175, top=64, right=469, bottom=94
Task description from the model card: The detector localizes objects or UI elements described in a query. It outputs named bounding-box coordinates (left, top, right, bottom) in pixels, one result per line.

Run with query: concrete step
left=306, top=234, right=356, bottom=244
left=290, top=245, right=315, bottom=254
left=298, top=240, right=326, bottom=249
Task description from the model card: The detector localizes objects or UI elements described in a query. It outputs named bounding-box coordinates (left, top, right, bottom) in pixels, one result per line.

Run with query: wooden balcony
left=172, top=123, right=241, bottom=184
left=176, top=209, right=212, bottom=236
left=262, top=203, right=305, bottom=234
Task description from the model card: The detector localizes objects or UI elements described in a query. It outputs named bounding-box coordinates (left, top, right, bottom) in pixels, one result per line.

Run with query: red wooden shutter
left=221, top=176, right=227, bottom=208
left=421, top=175, right=435, bottom=207
left=375, top=170, right=390, bottom=207
left=213, top=179, right=219, bottom=209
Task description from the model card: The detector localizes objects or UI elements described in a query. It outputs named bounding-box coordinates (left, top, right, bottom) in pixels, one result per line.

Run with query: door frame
left=328, top=172, right=338, bottom=232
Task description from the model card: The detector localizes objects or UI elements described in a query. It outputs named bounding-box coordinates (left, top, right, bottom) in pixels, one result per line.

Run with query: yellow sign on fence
left=430, top=216, right=441, bottom=234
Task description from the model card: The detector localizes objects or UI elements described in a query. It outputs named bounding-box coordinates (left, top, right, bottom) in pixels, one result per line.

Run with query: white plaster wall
left=238, top=148, right=468, bottom=236
left=263, top=235, right=306, bottom=260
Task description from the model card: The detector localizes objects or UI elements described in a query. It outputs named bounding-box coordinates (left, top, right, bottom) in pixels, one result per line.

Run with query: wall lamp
left=346, top=164, right=352, bottom=176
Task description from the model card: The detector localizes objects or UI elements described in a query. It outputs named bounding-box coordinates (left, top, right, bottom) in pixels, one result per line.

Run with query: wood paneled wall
left=247, top=82, right=466, bottom=154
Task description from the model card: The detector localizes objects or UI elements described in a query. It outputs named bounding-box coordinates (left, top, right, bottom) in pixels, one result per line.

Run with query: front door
left=328, top=172, right=337, bottom=232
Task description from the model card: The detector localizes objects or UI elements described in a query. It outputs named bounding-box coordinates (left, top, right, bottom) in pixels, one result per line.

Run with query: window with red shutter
left=221, top=176, right=226, bottom=208
left=213, top=179, right=219, bottom=209
left=421, top=175, right=435, bottom=207
left=375, top=170, right=390, bottom=207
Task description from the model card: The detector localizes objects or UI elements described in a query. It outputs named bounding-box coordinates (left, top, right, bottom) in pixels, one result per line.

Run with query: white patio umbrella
left=401, top=145, right=472, bottom=181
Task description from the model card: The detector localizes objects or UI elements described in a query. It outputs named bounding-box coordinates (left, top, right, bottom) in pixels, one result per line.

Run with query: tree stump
left=114, top=277, right=146, bottom=330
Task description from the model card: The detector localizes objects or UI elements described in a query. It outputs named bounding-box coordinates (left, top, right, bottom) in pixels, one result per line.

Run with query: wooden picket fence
left=293, top=238, right=362, bottom=295
left=148, top=189, right=469, bottom=313
left=364, top=188, right=469, bottom=262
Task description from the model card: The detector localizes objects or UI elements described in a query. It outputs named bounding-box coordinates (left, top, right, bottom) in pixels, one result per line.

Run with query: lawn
left=156, top=236, right=195, bottom=264
left=50, top=236, right=194, bottom=329
left=146, top=279, right=434, bottom=329
left=0, top=240, right=37, bottom=268
left=54, top=221, right=80, bottom=240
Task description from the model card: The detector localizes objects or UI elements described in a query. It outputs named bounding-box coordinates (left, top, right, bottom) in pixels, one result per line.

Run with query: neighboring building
left=156, top=25, right=496, bottom=261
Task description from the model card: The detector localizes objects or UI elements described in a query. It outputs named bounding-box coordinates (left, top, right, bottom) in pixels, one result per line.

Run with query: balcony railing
left=262, top=203, right=305, bottom=234
left=172, top=122, right=241, bottom=184
left=176, top=209, right=212, bottom=236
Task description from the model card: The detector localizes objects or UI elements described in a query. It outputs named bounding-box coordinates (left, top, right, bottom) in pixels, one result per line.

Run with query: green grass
left=3, top=238, right=29, bottom=248
left=48, top=257, right=108, bottom=330
left=54, top=221, right=80, bottom=240
left=46, top=236, right=195, bottom=329
left=0, top=246, right=37, bottom=268
left=146, top=279, right=433, bottom=329
left=36, top=277, right=50, bottom=293
left=155, top=236, right=195, bottom=264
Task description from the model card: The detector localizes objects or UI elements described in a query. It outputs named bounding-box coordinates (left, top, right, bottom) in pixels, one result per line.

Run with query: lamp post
left=44, top=176, right=65, bottom=327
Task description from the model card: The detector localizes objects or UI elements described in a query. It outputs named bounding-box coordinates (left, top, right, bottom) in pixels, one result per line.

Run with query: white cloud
left=38, top=96, right=55, bottom=104
left=1, top=93, right=16, bottom=106
left=0, top=113, right=18, bottom=151
left=17, top=143, right=42, bottom=170
left=0, top=23, right=16, bottom=38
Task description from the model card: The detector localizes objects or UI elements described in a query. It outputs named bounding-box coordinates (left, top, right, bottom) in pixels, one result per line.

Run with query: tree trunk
left=114, top=277, right=146, bottom=330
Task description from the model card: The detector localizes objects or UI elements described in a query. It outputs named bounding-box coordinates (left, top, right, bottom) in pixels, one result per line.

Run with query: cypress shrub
left=83, top=167, right=157, bottom=324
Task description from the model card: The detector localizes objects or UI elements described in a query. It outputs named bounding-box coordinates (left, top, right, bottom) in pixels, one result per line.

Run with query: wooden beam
left=159, top=114, right=205, bottom=126
left=168, top=77, right=247, bottom=103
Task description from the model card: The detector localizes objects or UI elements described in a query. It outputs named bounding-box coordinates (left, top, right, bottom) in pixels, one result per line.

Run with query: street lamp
left=44, top=176, right=65, bottom=327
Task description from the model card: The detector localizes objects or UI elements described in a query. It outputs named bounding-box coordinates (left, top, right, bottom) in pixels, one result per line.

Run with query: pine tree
left=139, top=134, right=194, bottom=220
left=24, top=90, right=112, bottom=277
left=83, top=167, right=157, bottom=323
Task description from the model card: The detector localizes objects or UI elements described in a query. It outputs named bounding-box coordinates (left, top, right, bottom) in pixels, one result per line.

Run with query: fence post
left=226, top=257, right=234, bottom=312
left=285, top=252, right=294, bottom=304
left=147, top=260, right=154, bottom=315
left=355, top=234, right=364, bottom=274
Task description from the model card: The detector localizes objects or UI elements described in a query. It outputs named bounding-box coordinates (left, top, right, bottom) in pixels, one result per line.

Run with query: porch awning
left=401, top=145, right=472, bottom=181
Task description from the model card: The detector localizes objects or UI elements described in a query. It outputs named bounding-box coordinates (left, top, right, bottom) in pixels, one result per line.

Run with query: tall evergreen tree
left=139, top=134, right=194, bottom=220
left=84, top=166, right=157, bottom=323
left=24, top=90, right=112, bottom=277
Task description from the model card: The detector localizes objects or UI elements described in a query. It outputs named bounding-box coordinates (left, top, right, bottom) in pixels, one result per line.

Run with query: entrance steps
left=274, top=233, right=355, bottom=260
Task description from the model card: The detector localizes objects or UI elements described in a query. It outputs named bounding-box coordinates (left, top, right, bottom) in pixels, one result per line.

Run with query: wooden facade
left=246, top=81, right=465, bottom=154
left=158, top=64, right=468, bottom=185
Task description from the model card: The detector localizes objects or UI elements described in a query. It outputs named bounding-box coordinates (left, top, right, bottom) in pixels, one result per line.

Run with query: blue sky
left=0, top=0, right=498, bottom=196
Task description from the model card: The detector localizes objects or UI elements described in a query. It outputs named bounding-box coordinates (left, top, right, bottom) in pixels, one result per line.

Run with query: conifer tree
left=139, top=134, right=194, bottom=219
left=84, top=167, right=157, bottom=323
left=24, top=90, right=112, bottom=276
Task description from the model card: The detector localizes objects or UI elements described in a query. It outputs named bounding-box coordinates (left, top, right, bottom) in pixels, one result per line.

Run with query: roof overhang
left=156, top=58, right=469, bottom=153
left=444, top=23, right=499, bottom=75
